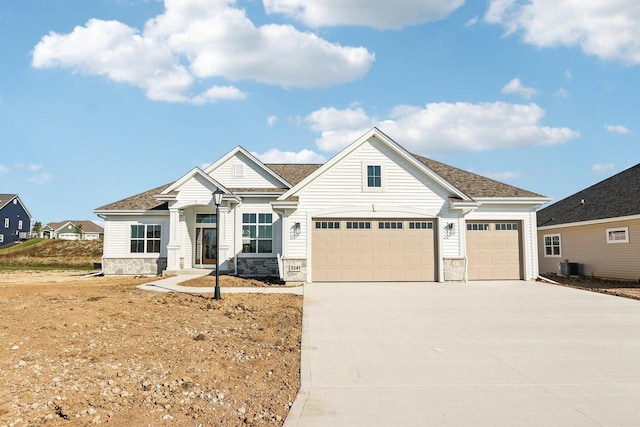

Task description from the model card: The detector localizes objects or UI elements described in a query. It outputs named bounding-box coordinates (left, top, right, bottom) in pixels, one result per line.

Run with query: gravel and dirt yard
left=541, top=273, right=640, bottom=300
left=0, top=270, right=302, bottom=426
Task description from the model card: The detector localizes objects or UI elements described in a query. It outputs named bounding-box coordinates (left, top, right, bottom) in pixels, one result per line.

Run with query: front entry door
left=196, top=228, right=217, bottom=265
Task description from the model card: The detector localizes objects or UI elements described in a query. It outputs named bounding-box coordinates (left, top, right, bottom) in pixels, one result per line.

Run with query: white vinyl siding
left=290, top=139, right=459, bottom=261
left=102, top=216, right=169, bottom=258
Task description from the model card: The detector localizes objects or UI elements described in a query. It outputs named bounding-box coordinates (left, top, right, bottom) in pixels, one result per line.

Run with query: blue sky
left=1, top=0, right=638, bottom=225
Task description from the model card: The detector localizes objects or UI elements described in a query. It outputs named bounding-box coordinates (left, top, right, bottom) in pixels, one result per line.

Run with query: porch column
left=167, top=207, right=181, bottom=272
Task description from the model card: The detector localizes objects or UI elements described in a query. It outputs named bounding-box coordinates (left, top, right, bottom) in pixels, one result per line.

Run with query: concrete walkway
left=285, top=281, right=640, bottom=427
left=137, top=275, right=303, bottom=295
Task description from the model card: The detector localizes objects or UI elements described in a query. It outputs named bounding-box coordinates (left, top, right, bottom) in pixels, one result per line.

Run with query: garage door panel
left=312, top=218, right=435, bottom=282
left=466, top=221, right=522, bottom=280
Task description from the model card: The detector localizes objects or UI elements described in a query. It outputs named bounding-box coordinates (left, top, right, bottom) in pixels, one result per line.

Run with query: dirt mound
left=0, top=239, right=103, bottom=269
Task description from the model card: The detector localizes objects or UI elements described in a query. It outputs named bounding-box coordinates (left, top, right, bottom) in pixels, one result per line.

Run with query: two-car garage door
left=312, top=218, right=436, bottom=282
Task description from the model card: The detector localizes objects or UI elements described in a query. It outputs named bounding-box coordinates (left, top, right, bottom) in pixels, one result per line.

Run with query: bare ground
left=0, top=271, right=302, bottom=426
left=541, top=274, right=640, bottom=300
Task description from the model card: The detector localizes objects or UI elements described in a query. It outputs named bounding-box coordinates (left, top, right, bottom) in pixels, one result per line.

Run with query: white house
left=94, top=128, right=548, bottom=282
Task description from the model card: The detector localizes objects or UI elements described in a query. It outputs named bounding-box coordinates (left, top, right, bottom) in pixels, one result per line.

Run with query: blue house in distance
left=0, top=194, right=33, bottom=247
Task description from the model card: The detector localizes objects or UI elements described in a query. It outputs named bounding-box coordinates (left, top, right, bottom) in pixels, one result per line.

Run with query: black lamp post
left=213, top=189, right=224, bottom=300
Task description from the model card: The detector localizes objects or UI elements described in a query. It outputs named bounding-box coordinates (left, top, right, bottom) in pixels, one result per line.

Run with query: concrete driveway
left=284, top=281, right=640, bottom=426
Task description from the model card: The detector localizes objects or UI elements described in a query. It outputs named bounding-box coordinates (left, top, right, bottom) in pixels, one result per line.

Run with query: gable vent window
left=606, top=227, right=629, bottom=244
left=234, top=164, right=244, bottom=177
left=467, top=223, right=489, bottom=231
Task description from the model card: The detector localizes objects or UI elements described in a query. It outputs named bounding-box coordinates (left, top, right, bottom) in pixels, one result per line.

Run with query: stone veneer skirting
left=103, top=258, right=167, bottom=275
left=281, top=258, right=307, bottom=282
left=443, top=257, right=466, bottom=281
left=237, top=257, right=279, bottom=277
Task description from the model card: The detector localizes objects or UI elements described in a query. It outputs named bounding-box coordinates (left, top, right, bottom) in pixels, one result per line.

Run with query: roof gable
left=160, top=167, right=230, bottom=196
left=538, top=163, right=640, bottom=227
left=205, top=146, right=292, bottom=189
left=278, top=128, right=471, bottom=201
left=0, top=194, right=33, bottom=219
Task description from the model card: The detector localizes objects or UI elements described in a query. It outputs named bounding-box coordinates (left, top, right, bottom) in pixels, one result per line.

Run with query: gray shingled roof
left=95, top=183, right=171, bottom=211
left=412, top=155, right=543, bottom=198
left=0, top=194, right=17, bottom=211
left=95, top=156, right=542, bottom=212
left=537, top=163, right=640, bottom=227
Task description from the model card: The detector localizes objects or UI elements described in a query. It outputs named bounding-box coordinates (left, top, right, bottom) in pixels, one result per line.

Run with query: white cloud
left=32, top=0, right=374, bottom=103
left=0, top=165, right=9, bottom=173
left=27, top=172, right=53, bottom=185
left=592, top=163, right=615, bottom=174
left=465, top=15, right=479, bottom=27
left=304, top=101, right=579, bottom=154
left=267, top=115, right=278, bottom=126
left=604, top=124, right=631, bottom=134
left=252, top=148, right=326, bottom=163
left=554, top=87, right=570, bottom=98
left=564, top=69, right=572, bottom=81
left=485, top=0, right=640, bottom=65
left=263, top=0, right=464, bottom=30
left=27, top=164, right=44, bottom=172
left=501, top=78, right=538, bottom=99
left=483, top=170, right=522, bottom=181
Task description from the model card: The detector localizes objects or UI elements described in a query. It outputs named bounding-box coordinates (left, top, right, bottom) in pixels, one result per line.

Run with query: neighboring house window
left=467, top=223, right=489, bottom=231
left=242, top=213, right=273, bottom=254
left=0, top=234, right=3, bottom=243
left=606, top=227, right=629, bottom=244
left=4, top=218, right=8, bottom=228
left=379, top=221, right=403, bottom=229
left=18, top=220, right=22, bottom=229
left=130, top=225, right=161, bottom=253
left=544, top=234, right=562, bottom=257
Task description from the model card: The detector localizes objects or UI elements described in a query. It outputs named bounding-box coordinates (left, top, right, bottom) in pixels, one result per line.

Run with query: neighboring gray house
left=537, top=163, right=640, bottom=280
left=0, top=194, right=33, bottom=247
left=42, top=220, right=104, bottom=240
left=95, top=128, right=548, bottom=281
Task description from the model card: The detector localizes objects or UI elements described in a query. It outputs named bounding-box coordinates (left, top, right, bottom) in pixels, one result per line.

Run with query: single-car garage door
left=312, top=218, right=436, bottom=282
left=466, top=221, right=522, bottom=280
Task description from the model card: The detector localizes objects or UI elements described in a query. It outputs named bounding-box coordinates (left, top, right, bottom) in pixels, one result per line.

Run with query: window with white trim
left=4, top=218, right=8, bottom=228
left=0, top=234, right=3, bottom=243
left=606, top=227, right=629, bottom=244
left=367, top=165, right=381, bottom=187
left=18, top=220, right=23, bottom=230
left=544, top=234, right=562, bottom=257
left=242, top=213, right=273, bottom=253
left=130, top=224, right=161, bottom=253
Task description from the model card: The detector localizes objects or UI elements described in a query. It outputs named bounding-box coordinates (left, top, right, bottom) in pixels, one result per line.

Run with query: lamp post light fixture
left=213, top=189, right=224, bottom=300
